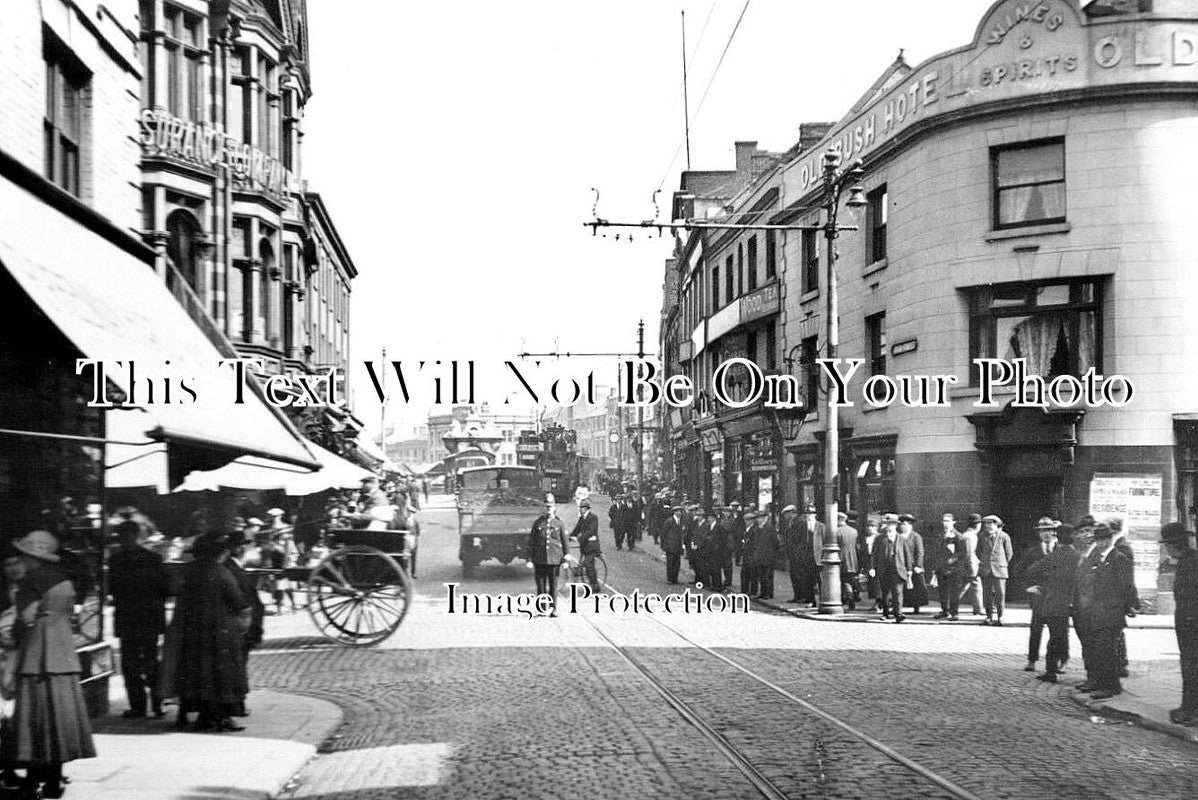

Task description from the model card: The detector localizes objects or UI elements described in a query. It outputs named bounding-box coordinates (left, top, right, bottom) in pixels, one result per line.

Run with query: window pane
left=997, top=144, right=1063, bottom=187
left=1033, top=284, right=1070, bottom=306
left=998, top=183, right=1065, bottom=225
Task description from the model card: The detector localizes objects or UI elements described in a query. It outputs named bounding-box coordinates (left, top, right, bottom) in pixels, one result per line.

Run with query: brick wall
left=0, top=0, right=142, bottom=231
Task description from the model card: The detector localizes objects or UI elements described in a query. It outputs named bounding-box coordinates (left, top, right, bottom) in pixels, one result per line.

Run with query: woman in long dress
left=164, top=533, right=250, bottom=732
left=5, top=530, right=95, bottom=799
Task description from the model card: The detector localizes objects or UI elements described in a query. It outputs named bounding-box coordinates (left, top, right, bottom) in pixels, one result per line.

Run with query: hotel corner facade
left=660, top=0, right=1198, bottom=592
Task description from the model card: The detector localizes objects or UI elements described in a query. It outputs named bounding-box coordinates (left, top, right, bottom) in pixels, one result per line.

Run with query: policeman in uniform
left=570, top=499, right=602, bottom=593
left=1162, top=522, right=1198, bottom=726
left=528, top=495, right=569, bottom=615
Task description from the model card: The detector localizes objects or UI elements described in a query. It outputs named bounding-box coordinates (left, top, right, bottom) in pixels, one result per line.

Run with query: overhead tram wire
left=655, top=0, right=753, bottom=192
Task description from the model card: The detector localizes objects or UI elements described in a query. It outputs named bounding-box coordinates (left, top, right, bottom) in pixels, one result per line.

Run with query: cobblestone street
left=248, top=496, right=1198, bottom=799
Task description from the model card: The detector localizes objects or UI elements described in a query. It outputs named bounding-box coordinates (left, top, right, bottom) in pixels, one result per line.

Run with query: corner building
left=674, top=0, right=1198, bottom=596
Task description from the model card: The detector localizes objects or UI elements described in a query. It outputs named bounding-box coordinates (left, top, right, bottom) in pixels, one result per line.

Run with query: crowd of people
left=635, top=491, right=1197, bottom=721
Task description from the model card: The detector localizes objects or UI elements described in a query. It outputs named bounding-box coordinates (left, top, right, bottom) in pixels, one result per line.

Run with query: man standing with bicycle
left=572, top=499, right=602, bottom=593
left=528, top=495, right=569, bottom=616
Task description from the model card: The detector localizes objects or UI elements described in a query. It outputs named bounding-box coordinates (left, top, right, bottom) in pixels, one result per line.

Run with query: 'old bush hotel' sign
left=789, top=0, right=1198, bottom=195
left=138, top=108, right=296, bottom=200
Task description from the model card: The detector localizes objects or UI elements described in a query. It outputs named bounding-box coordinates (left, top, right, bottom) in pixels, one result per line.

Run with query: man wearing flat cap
left=977, top=515, right=1014, bottom=625
left=779, top=504, right=805, bottom=604
left=835, top=512, right=860, bottom=610
left=870, top=513, right=913, bottom=622
left=958, top=513, right=984, bottom=616
left=1161, top=522, right=1198, bottom=725
left=791, top=505, right=823, bottom=607
left=1074, top=522, right=1136, bottom=699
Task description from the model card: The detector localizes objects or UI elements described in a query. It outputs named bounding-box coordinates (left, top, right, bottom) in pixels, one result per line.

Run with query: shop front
left=0, top=150, right=318, bottom=714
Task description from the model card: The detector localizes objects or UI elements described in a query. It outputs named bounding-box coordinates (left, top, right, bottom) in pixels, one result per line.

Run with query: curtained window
left=993, top=139, right=1066, bottom=229
left=968, top=280, right=1101, bottom=381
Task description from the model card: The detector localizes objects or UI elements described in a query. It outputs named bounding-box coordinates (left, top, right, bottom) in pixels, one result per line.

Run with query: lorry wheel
left=462, top=560, right=476, bottom=578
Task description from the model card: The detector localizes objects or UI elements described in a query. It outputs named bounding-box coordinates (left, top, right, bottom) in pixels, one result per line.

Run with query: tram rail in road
left=578, top=573, right=985, bottom=800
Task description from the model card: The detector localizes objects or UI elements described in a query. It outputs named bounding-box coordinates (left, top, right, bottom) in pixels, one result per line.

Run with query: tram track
left=573, top=573, right=985, bottom=800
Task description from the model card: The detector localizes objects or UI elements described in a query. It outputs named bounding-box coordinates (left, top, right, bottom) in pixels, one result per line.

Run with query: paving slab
left=67, top=689, right=343, bottom=799
left=1071, top=668, right=1198, bottom=746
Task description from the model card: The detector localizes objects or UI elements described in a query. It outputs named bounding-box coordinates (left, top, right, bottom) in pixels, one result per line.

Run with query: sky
left=301, top=0, right=999, bottom=434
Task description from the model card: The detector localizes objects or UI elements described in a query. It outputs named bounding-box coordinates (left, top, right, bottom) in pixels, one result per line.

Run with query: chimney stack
left=798, top=122, right=835, bottom=154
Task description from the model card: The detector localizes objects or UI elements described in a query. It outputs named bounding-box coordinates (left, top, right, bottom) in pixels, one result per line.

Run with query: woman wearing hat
left=2, top=530, right=95, bottom=798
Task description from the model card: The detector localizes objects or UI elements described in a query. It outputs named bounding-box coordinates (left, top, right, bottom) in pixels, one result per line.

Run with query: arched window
left=165, top=209, right=202, bottom=293
left=259, top=239, right=275, bottom=340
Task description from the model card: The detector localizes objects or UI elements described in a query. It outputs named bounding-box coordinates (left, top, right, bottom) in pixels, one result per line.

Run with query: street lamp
left=818, top=150, right=866, bottom=616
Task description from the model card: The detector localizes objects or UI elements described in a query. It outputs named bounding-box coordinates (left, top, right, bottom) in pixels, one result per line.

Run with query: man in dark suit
left=1161, top=522, right=1198, bottom=726
left=740, top=510, right=761, bottom=596
left=977, top=514, right=1014, bottom=626
left=571, top=499, right=602, bottom=592
left=1020, top=517, right=1063, bottom=672
left=779, top=505, right=804, bottom=603
left=1074, top=522, right=1137, bottom=699
left=660, top=506, right=686, bottom=584
left=870, top=514, right=911, bottom=622
left=898, top=514, right=927, bottom=614
left=729, top=502, right=746, bottom=567
left=109, top=519, right=172, bottom=718
left=693, top=509, right=720, bottom=590
left=609, top=496, right=628, bottom=551
left=747, top=511, right=777, bottom=599
left=1025, top=522, right=1081, bottom=683
left=1109, top=517, right=1140, bottom=678
left=836, top=512, right=860, bottom=610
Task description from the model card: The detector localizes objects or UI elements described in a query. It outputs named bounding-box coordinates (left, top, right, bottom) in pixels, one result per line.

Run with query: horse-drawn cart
left=298, top=525, right=416, bottom=646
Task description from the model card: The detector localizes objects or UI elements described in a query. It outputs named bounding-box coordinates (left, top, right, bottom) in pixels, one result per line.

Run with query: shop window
left=747, top=236, right=758, bottom=291
left=866, top=312, right=886, bottom=377
left=43, top=33, right=88, bottom=197
left=801, top=228, right=819, bottom=294
left=259, top=239, right=275, bottom=340
left=165, top=209, right=202, bottom=293
left=992, top=138, right=1065, bottom=229
left=737, top=244, right=744, bottom=296
left=867, top=185, right=887, bottom=263
left=765, top=229, right=776, bottom=279
left=801, top=336, right=819, bottom=410
left=967, top=279, right=1101, bottom=382
left=765, top=324, right=776, bottom=372
left=163, top=4, right=203, bottom=120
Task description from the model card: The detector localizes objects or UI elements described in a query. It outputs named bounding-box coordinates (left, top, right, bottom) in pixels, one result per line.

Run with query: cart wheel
left=307, top=546, right=411, bottom=647
left=461, top=559, right=476, bottom=578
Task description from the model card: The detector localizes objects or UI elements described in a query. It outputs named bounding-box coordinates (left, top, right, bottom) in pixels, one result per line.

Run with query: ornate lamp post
left=818, top=151, right=866, bottom=616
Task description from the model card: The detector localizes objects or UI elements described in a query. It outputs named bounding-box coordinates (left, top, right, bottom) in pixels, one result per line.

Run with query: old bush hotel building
left=658, top=0, right=1198, bottom=601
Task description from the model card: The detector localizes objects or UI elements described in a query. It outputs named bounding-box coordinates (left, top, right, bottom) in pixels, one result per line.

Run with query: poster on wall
left=1088, top=473, right=1163, bottom=532
left=1089, top=473, right=1164, bottom=596
left=758, top=475, right=773, bottom=512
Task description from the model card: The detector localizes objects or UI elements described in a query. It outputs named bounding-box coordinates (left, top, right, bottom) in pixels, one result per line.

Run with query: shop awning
left=107, top=411, right=370, bottom=495
left=174, top=437, right=372, bottom=495
left=0, top=166, right=317, bottom=475
left=353, top=435, right=403, bottom=473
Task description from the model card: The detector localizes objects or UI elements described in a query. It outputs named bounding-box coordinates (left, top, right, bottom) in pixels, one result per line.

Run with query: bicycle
left=556, top=551, right=608, bottom=597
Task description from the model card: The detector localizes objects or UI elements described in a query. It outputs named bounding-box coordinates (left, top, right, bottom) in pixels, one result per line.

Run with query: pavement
left=65, top=667, right=343, bottom=799
left=1070, top=666, right=1198, bottom=746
